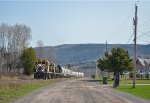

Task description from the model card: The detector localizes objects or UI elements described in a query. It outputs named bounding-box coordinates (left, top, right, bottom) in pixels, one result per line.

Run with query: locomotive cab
left=34, top=59, right=49, bottom=79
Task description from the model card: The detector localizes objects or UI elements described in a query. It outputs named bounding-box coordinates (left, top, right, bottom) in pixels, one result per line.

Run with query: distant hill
left=34, top=44, right=150, bottom=65
left=34, top=44, right=150, bottom=76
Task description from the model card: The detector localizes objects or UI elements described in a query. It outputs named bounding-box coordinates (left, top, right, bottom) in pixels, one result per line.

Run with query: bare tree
left=0, top=23, right=31, bottom=73
left=36, top=41, right=56, bottom=63
left=13, top=24, right=31, bottom=51
left=36, top=40, right=44, bottom=59
left=0, top=23, right=8, bottom=70
left=13, top=24, right=31, bottom=70
left=48, top=46, right=56, bottom=63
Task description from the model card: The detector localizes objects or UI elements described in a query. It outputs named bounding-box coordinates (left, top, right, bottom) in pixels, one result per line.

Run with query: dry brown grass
left=0, top=79, right=60, bottom=103
left=0, top=68, right=71, bottom=103
left=0, top=81, right=21, bottom=91
left=0, top=68, right=24, bottom=80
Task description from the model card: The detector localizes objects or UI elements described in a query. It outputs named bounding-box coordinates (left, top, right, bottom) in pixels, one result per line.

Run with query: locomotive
left=34, top=59, right=84, bottom=79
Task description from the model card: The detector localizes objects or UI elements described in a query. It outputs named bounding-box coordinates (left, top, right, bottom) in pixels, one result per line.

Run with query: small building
left=136, top=58, right=150, bottom=78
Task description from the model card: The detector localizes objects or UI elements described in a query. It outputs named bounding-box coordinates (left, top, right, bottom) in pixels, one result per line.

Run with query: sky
left=0, top=0, right=150, bottom=47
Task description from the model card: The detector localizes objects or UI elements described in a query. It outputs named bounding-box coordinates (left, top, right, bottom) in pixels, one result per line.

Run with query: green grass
left=94, top=77, right=150, bottom=85
left=113, top=85, right=150, bottom=99
left=93, top=77, right=150, bottom=99
left=0, top=80, right=57, bottom=103
left=108, top=79, right=150, bottom=85
left=124, top=79, right=150, bottom=84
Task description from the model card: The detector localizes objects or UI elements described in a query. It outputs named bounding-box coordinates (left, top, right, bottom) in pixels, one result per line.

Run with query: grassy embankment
left=0, top=77, right=63, bottom=103
left=94, top=76, right=150, bottom=99
left=114, top=85, right=150, bottom=99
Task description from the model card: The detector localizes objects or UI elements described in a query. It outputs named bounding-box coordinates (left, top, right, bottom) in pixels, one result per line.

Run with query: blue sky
left=0, top=0, right=150, bottom=47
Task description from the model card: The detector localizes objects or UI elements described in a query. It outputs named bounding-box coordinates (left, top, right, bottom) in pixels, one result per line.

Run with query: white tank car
left=60, top=66, right=84, bottom=78
left=81, top=73, right=84, bottom=77
left=66, top=69, right=71, bottom=77
left=71, top=71, right=76, bottom=77
left=61, top=67, right=66, bottom=77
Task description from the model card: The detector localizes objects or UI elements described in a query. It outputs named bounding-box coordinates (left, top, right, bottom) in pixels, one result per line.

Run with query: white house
left=136, top=58, right=150, bottom=78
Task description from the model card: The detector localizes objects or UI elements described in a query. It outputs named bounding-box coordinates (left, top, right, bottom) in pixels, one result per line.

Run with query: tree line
left=0, top=23, right=31, bottom=72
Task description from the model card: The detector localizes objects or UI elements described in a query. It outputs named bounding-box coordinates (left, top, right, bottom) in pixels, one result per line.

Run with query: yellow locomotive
left=34, top=59, right=84, bottom=79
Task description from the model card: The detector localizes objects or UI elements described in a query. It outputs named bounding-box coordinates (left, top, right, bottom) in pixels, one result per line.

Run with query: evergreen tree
left=98, top=48, right=133, bottom=87
left=20, top=47, right=37, bottom=75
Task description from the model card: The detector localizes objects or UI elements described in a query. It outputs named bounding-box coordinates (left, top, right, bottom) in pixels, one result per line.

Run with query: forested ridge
left=35, top=44, right=150, bottom=65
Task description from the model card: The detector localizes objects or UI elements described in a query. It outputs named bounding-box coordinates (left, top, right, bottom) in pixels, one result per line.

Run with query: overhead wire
left=108, top=1, right=141, bottom=45
left=135, top=0, right=150, bottom=44
left=106, top=1, right=140, bottom=52
left=137, top=30, right=150, bottom=39
left=138, top=19, right=150, bottom=28
left=126, top=19, right=135, bottom=44
left=126, top=1, right=142, bottom=45
left=127, top=33, right=134, bottom=44
left=136, top=30, right=150, bottom=45
left=138, top=38, right=150, bottom=43
left=108, top=6, right=134, bottom=42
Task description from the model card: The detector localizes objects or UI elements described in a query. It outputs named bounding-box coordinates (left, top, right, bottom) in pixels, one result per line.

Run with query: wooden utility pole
left=95, top=60, right=98, bottom=77
left=106, top=41, right=107, bottom=53
left=133, top=4, right=138, bottom=88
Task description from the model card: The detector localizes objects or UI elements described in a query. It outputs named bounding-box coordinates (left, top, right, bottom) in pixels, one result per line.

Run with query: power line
left=136, top=0, right=140, bottom=4
left=137, top=30, right=144, bottom=34
left=138, top=19, right=150, bottom=28
left=108, top=6, right=134, bottom=41
left=137, top=30, right=150, bottom=39
left=127, top=33, right=134, bottom=44
left=126, top=18, right=135, bottom=44
left=137, top=30, right=150, bottom=43
left=138, top=38, right=150, bottom=43
left=129, top=39, right=134, bottom=44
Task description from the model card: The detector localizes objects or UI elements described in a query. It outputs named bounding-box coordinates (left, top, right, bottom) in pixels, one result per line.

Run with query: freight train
left=34, top=59, right=84, bottom=79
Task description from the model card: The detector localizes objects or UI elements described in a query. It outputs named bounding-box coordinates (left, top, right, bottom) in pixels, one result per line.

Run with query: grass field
left=94, top=76, right=150, bottom=85
left=113, top=85, right=150, bottom=99
left=94, top=76, right=150, bottom=99
left=0, top=79, right=61, bottom=103
left=107, top=79, right=150, bottom=85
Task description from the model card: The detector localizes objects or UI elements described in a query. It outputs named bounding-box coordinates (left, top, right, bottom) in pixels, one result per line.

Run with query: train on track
left=34, top=59, right=84, bottom=79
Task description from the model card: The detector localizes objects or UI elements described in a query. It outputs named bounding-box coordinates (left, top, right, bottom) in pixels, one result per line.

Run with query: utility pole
left=95, top=60, right=98, bottom=77
left=133, top=4, right=138, bottom=88
left=106, top=41, right=107, bottom=53
left=105, top=41, right=108, bottom=79
left=95, top=40, right=106, bottom=78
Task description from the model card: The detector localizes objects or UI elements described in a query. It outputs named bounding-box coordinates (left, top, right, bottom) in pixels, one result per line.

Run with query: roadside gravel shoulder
left=12, top=77, right=150, bottom=103
left=12, top=79, right=72, bottom=103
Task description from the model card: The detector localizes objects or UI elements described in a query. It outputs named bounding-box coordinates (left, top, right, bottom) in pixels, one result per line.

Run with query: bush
left=91, top=75, right=95, bottom=79
left=20, top=47, right=37, bottom=75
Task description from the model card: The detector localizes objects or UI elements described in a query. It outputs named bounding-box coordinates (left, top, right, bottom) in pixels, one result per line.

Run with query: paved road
left=14, top=77, right=149, bottom=103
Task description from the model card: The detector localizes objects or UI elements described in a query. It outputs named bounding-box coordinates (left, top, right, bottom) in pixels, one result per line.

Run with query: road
left=14, top=77, right=149, bottom=103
